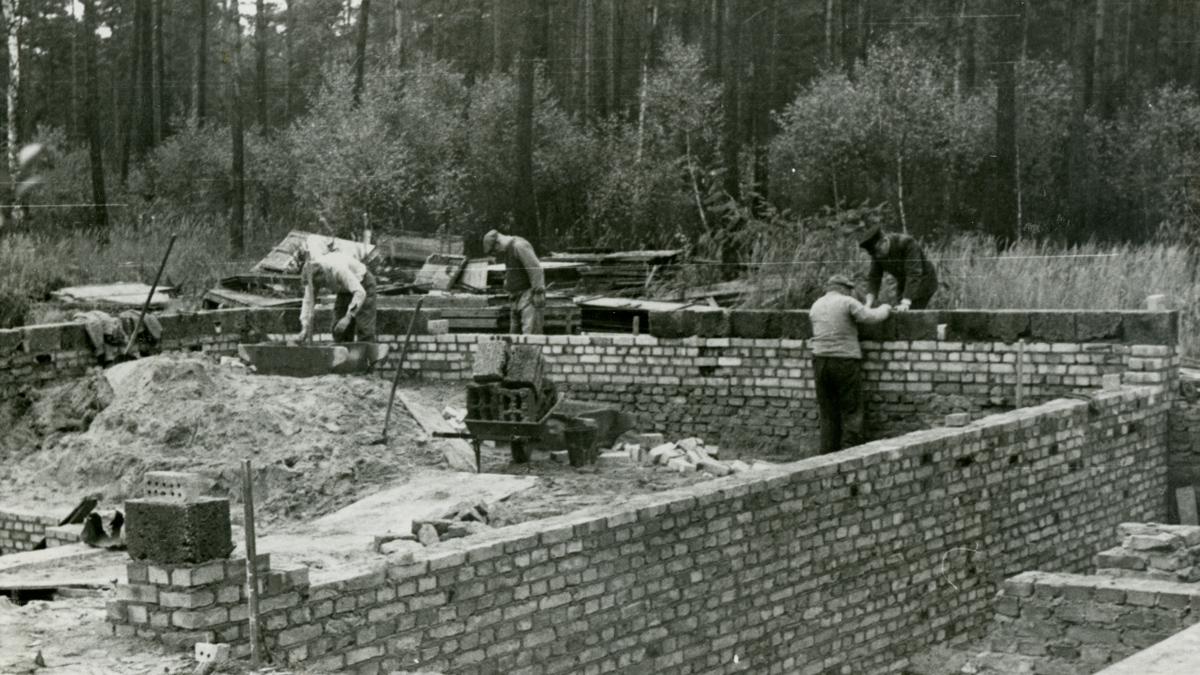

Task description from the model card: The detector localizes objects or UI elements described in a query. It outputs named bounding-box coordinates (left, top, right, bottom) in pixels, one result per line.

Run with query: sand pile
left=0, top=353, right=451, bottom=525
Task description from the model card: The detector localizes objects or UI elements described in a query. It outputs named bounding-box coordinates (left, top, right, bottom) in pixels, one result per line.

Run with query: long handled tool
left=379, top=298, right=425, bottom=443
left=123, top=234, right=177, bottom=356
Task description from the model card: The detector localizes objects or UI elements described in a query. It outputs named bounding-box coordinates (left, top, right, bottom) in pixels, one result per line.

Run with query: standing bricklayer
left=125, top=497, right=234, bottom=565
left=472, top=340, right=509, bottom=383
left=503, top=344, right=544, bottom=391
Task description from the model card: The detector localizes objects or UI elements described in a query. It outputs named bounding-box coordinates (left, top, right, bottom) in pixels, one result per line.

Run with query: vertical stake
left=1015, top=339, right=1025, bottom=409
left=242, top=459, right=262, bottom=669
left=632, top=316, right=640, bottom=336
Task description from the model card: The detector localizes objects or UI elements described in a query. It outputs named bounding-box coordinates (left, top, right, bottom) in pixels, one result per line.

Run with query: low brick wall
left=991, top=570, right=1200, bottom=672
left=107, top=385, right=1171, bottom=674
left=0, top=507, right=62, bottom=554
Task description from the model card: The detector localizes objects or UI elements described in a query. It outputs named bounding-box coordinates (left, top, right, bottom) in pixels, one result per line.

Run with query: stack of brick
left=1095, top=523, right=1200, bottom=582
left=0, top=507, right=62, bottom=554
left=467, top=340, right=551, bottom=423
left=989, top=570, right=1200, bottom=671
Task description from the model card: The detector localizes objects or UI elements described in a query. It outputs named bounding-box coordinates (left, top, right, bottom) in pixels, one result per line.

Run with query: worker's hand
left=532, top=289, right=546, bottom=310
left=895, top=299, right=912, bottom=312
left=296, top=329, right=311, bottom=343
left=334, top=316, right=352, bottom=335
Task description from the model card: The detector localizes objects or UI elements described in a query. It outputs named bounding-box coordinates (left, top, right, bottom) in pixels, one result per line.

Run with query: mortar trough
left=237, top=343, right=390, bottom=377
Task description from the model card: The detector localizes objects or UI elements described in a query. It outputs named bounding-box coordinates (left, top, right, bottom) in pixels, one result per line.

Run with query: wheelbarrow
left=434, top=393, right=564, bottom=472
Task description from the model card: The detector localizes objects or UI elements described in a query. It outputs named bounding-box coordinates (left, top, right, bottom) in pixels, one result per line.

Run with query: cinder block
left=504, top=345, right=545, bottom=390
left=472, top=340, right=509, bottom=383
left=692, top=309, right=730, bottom=338
left=729, top=310, right=780, bottom=339
left=23, top=325, right=62, bottom=355
left=1076, top=312, right=1123, bottom=342
left=1029, top=312, right=1076, bottom=342
left=780, top=311, right=812, bottom=340
left=858, top=316, right=895, bottom=342
left=195, top=642, right=231, bottom=664
left=426, top=319, right=450, bottom=335
left=893, top=312, right=939, bottom=341
left=988, top=311, right=1029, bottom=344
left=943, top=311, right=992, bottom=341
left=125, top=497, right=234, bottom=565
left=143, top=471, right=206, bottom=502
left=648, top=311, right=695, bottom=339
left=1122, top=311, right=1177, bottom=346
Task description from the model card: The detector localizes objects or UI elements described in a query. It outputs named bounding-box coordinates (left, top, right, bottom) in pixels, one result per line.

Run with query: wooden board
left=376, top=233, right=465, bottom=265
left=396, top=391, right=477, bottom=472
left=1178, top=486, right=1199, bottom=525
left=459, top=259, right=490, bottom=291
left=52, top=283, right=173, bottom=308
left=414, top=254, right=468, bottom=291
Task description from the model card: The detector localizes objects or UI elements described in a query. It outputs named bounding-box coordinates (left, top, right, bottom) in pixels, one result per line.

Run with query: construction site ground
left=0, top=350, right=782, bottom=674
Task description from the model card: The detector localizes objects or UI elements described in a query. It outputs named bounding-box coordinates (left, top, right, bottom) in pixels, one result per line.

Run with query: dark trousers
left=813, top=356, right=864, bottom=455
left=332, top=271, right=377, bottom=342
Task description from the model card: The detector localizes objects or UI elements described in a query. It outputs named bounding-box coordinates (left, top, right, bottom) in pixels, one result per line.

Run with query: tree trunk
left=1, top=0, right=19, bottom=191
left=1068, top=0, right=1094, bottom=240
left=255, top=0, right=267, bottom=130
left=228, top=0, right=245, bottom=254
left=82, top=0, right=108, bottom=233
left=491, top=0, right=502, bottom=71
left=283, top=0, right=292, bottom=123
left=607, top=0, right=616, bottom=115
left=1093, top=0, right=1108, bottom=116
left=636, top=1, right=656, bottom=161
left=352, top=0, right=370, bottom=106
left=193, top=0, right=208, bottom=125
left=153, top=0, right=164, bottom=143
left=720, top=0, right=740, bottom=200
left=993, top=0, right=1020, bottom=241
left=584, top=0, right=593, bottom=117
left=513, top=0, right=538, bottom=246
left=137, top=0, right=153, bottom=150
left=825, top=0, right=835, bottom=68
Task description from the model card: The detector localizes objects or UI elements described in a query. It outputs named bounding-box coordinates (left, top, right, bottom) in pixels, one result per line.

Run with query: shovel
left=376, top=298, right=425, bottom=444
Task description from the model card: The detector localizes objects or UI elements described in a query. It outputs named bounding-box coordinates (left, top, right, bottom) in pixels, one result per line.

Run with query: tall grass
left=0, top=212, right=292, bottom=326
left=741, top=230, right=1200, bottom=356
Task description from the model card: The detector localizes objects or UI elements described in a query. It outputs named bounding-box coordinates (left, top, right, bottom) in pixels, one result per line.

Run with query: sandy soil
left=0, top=351, right=763, bottom=673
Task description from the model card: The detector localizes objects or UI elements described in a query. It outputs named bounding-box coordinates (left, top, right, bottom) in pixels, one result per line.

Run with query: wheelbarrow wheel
left=510, top=440, right=531, bottom=464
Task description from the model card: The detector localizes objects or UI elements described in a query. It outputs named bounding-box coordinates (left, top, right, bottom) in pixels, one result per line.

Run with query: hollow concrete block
left=944, top=311, right=993, bottom=341
left=1075, top=312, right=1123, bottom=342
left=125, top=497, right=234, bottom=565
left=1122, top=311, right=1177, bottom=346
left=692, top=309, right=730, bottom=338
left=987, top=311, right=1030, bottom=344
left=780, top=311, right=812, bottom=340
left=649, top=311, right=695, bottom=339
left=1029, top=312, right=1076, bottom=342
left=729, top=310, right=780, bottom=339
left=892, top=312, right=939, bottom=341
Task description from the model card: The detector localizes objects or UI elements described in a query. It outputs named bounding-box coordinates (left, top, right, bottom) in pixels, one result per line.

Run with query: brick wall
left=990, top=570, right=1200, bottom=672
left=385, top=311, right=1177, bottom=451
left=108, top=384, right=1171, bottom=674
left=0, top=507, right=62, bottom=554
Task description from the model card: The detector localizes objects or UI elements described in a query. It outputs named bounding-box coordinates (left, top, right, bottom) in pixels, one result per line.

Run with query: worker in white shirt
left=297, top=251, right=377, bottom=343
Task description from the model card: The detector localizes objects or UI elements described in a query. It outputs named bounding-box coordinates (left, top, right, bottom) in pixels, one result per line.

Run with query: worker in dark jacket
left=859, top=226, right=939, bottom=311
left=483, top=229, right=545, bottom=335
left=809, top=275, right=891, bottom=454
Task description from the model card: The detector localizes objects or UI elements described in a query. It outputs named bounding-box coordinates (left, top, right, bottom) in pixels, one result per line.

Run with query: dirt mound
left=0, top=353, right=451, bottom=526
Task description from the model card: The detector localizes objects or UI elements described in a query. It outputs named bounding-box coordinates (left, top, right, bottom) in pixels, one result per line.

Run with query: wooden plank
left=396, top=391, right=477, bottom=472
left=459, top=259, right=490, bottom=291
left=1177, top=486, right=1199, bottom=525
left=52, top=283, right=173, bottom=308
left=414, top=254, right=468, bottom=291
left=0, top=544, right=107, bottom=574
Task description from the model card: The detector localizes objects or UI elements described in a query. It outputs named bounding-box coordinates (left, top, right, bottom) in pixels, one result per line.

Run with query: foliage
left=771, top=39, right=990, bottom=238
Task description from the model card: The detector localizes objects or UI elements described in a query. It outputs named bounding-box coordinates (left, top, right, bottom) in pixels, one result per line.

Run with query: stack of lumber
left=546, top=249, right=680, bottom=295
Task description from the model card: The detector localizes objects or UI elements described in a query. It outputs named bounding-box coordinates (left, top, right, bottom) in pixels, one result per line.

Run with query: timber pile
left=547, top=249, right=680, bottom=295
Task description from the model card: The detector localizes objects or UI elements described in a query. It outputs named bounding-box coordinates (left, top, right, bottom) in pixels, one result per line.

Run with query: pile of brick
left=467, top=340, right=556, bottom=423
left=594, top=434, right=761, bottom=477
left=1094, top=522, right=1200, bottom=582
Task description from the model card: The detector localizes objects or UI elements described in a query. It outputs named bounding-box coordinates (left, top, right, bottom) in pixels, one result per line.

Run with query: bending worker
left=859, top=226, right=938, bottom=311
left=297, top=250, right=378, bottom=343
left=809, top=275, right=890, bottom=455
left=482, top=229, right=545, bottom=335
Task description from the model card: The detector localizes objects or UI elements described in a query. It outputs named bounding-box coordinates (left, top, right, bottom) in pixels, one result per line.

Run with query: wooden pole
left=381, top=298, right=425, bottom=442
left=123, top=234, right=177, bottom=355
left=1015, top=339, right=1025, bottom=408
left=242, top=459, right=262, bottom=669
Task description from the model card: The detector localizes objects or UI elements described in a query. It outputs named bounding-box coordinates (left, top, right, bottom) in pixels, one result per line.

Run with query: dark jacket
left=866, top=234, right=938, bottom=302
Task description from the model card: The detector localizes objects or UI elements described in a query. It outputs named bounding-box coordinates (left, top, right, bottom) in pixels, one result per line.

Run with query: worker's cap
left=482, top=230, right=501, bottom=255
left=826, top=274, right=855, bottom=291
left=858, top=226, right=883, bottom=252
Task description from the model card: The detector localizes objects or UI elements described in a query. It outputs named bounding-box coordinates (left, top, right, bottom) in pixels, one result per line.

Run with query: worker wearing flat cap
left=483, top=229, right=545, bottom=335
left=809, top=275, right=891, bottom=455
left=297, top=250, right=378, bottom=343
left=859, top=226, right=939, bottom=311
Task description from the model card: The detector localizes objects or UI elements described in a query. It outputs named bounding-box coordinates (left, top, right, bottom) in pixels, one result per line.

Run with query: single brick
left=125, top=498, right=234, bottom=565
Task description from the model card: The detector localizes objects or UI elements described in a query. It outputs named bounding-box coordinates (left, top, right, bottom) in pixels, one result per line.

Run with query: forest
left=2, top=0, right=1200, bottom=327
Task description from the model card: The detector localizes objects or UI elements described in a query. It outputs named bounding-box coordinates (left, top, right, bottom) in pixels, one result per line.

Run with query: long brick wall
left=108, top=384, right=1171, bottom=673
